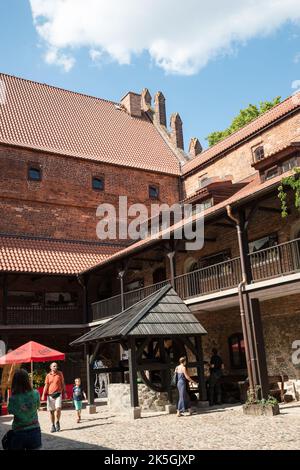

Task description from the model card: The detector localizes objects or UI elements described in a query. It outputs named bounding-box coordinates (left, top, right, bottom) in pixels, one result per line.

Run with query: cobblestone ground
left=1, top=403, right=300, bottom=450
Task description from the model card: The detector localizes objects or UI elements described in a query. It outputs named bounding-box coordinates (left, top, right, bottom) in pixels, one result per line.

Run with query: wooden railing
left=4, top=305, right=82, bottom=325
left=250, top=237, right=300, bottom=281
left=91, top=237, right=300, bottom=322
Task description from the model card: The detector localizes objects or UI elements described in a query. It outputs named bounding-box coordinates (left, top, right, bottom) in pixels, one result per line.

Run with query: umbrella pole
left=31, top=361, right=33, bottom=388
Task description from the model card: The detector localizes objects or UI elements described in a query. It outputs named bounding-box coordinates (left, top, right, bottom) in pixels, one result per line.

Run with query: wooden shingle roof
left=71, top=284, right=207, bottom=345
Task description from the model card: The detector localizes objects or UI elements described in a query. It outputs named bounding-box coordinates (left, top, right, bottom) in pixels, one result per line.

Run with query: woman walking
left=4, top=369, right=42, bottom=450
left=175, top=357, right=197, bottom=417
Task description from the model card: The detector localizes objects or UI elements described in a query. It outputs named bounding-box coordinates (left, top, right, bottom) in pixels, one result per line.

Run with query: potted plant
left=243, top=389, right=280, bottom=416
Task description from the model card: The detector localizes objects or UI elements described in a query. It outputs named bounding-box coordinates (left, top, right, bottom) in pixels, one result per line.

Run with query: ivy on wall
left=278, top=168, right=300, bottom=218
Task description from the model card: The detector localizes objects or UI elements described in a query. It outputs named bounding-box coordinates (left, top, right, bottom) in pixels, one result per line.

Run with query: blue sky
left=1, top=0, right=300, bottom=150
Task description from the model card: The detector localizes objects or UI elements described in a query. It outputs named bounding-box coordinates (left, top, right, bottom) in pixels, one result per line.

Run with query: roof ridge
left=120, top=284, right=172, bottom=336
left=0, top=72, right=120, bottom=106
left=0, top=232, right=126, bottom=248
left=183, top=92, right=300, bottom=173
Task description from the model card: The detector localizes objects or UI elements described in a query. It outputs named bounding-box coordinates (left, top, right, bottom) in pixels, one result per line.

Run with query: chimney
left=141, top=88, right=152, bottom=111
left=189, top=138, right=202, bottom=157
left=170, top=113, right=184, bottom=150
left=120, top=92, right=141, bottom=117
left=154, top=91, right=167, bottom=127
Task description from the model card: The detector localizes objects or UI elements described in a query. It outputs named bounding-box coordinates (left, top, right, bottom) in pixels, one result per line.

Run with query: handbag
left=171, top=371, right=178, bottom=387
left=2, top=430, right=14, bottom=450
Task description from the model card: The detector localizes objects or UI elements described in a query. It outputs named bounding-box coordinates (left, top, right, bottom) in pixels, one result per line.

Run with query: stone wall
left=107, top=383, right=169, bottom=412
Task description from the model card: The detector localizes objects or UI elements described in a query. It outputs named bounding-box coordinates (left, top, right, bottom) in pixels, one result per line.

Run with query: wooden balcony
left=91, top=237, right=300, bottom=322
left=1, top=305, right=82, bottom=325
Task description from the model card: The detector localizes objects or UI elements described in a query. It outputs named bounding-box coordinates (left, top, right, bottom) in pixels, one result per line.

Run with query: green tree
left=206, top=97, right=281, bottom=147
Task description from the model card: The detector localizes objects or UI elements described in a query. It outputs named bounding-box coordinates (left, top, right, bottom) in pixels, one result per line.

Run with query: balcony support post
left=2, top=273, right=7, bottom=325
left=118, top=270, right=126, bottom=311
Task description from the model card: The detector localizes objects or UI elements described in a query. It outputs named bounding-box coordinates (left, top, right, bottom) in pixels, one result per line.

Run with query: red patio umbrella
left=0, top=341, right=65, bottom=386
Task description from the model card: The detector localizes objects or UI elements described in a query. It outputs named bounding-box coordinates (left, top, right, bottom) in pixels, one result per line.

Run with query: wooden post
left=3, top=273, right=7, bottom=325
left=250, top=298, right=269, bottom=400
left=128, top=337, right=139, bottom=408
left=85, top=344, right=94, bottom=406
left=194, top=336, right=207, bottom=401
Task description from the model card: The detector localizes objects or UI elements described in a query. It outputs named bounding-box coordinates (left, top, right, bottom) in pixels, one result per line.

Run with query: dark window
left=152, top=267, right=166, bottom=284
left=125, top=279, right=144, bottom=292
left=199, top=250, right=231, bottom=269
left=264, top=166, right=278, bottom=181
left=282, top=156, right=298, bottom=173
left=253, top=145, right=265, bottom=162
left=92, top=177, right=104, bottom=191
left=228, top=333, right=246, bottom=369
left=248, top=234, right=278, bottom=253
left=149, top=185, right=159, bottom=199
left=28, top=167, right=41, bottom=181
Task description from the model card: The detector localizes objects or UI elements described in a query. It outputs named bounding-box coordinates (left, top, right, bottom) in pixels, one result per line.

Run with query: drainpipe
left=226, top=205, right=255, bottom=394
left=117, top=270, right=126, bottom=312
left=77, top=275, right=88, bottom=324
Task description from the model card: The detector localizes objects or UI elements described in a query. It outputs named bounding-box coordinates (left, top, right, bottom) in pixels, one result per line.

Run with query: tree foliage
left=206, top=97, right=281, bottom=147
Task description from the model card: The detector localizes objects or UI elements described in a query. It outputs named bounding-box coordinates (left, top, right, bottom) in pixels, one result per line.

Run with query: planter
left=243, top=403, right=280, bottom=416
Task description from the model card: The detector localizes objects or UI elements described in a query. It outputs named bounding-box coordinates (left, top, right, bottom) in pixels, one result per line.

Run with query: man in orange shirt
left=42, top=363, right=66, bottom=433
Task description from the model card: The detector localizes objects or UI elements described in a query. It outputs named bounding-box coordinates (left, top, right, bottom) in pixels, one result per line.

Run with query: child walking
left=72, top=378, right=86, bottom=423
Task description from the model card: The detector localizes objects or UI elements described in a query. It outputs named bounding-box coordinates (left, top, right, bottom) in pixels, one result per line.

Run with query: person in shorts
left=73, top=378, right=86, bottom=423
left=42, top=363, right=66, bottom=433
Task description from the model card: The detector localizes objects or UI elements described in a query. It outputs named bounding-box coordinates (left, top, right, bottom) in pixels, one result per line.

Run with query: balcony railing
left=3, top=305, right=82, bottom=325
left=91, top=237, right=300, bottom=322
left=250, top=237, right=300, bottom=281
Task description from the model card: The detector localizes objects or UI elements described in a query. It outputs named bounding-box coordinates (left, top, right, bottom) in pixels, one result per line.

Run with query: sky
left=1, top=0, right=300, bottom=150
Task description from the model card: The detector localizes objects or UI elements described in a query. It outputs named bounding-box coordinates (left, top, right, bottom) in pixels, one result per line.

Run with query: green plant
left=278, top=168, right=300, bottom=217
left=245, top=391, right=278, bottom=407
left=206, top=97, right=281, bottom=147
left=29, top=369, right=47, bottom=388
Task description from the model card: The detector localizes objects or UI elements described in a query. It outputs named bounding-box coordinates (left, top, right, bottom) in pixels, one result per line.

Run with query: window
left=92, top=177, right=104, bottom=191
left=28, top=167, right=41, bottom=181
left=253, top=145, right=265, bottom=162
left=282, top=156, right=298, bottom=173
left=248, top=234, right=278, bottom=253
left=125, top=279, right=144, bottom=292
left=228, top=333, right=246, bottom=369
left=45, top=292, right=78, bottom=306
left=199, top=250, right=231, bottom=268
left=149, top=185, right=159, bottom=199
left=264, top=166, right=279, bottom=181
left=198, top=176, right=210, bottom=189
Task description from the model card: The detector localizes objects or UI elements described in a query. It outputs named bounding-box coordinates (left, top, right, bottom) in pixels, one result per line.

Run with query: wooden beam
left=128, top=337, right=139, bottom=408
left=136, top=337, right=150, bottom=361
left=183, top=337, right=198, bottom=358
left=85, top=344, right=94, bottom=406
left=213, top=222, right=235, bottom=229
left=258, top=206, right=284, bottom=214
left=194, top=336, right=207, bottom=401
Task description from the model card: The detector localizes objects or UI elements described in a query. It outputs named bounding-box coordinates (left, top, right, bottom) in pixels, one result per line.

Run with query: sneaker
left=55, top=422, right=60, bottom=432
left=51, top=425, right=56, bottom=433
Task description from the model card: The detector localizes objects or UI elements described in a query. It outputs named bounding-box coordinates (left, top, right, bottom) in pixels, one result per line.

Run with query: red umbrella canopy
left=0, top=341, right=65, bottom=365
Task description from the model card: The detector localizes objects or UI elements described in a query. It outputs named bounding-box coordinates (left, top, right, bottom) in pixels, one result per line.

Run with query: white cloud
left=44, top=48, right=75, bottom=72
left=29, top=0, right=300, bottom=75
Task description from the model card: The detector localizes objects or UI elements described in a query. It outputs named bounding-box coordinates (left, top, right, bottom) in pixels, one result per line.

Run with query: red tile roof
left=82, top=170, right=290, bottom=273
left=183, top=94, right=300, bottom=175
left=0, top=235, right=121, bottom=275
left=0, top=74, right=180, bottom=175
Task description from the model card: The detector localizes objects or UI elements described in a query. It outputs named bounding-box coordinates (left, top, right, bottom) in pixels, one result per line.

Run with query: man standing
left=208, top=348, right=224, bottom=406
left=42, top=363, right=66, bottom=433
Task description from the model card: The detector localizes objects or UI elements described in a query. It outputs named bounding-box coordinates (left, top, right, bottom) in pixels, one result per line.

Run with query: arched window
left=228, top=333, right=246, bottom=369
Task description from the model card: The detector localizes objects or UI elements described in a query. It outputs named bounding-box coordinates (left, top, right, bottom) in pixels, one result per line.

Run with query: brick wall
left=194, top=293, right=300, bottom=380
left=0, top=145, right=180, bottom=241
left=183, top=112, right=300, bottom=197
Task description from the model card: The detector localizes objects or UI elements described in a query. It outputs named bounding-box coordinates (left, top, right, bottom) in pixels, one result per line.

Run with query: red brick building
left=1, top=73, right=300, bottom=398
